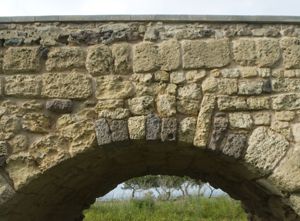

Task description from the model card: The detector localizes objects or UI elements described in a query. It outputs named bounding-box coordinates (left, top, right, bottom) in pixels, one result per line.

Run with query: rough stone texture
left=209, top=113, right=228, bottom=151
left=111, top=43, right=132, bottom=75
left=109, top=120, right=129, bottom=142
left=3, top=47, right=40, bottom=73
left=161, top=118, right=177, bottom=142
left=253, top=112, right=271, bottom=125
left=229, top=112, right=253, bottom=129
left=4, top=75, right=41, bottom=97
left=222, top=133, right=247, bottom=159
left=86, top=44, right=114, bottom=75
left=158, top=39, right=181, bottom=71
left=178, top=117, right=196, bottom=143
left=272, top=93, right=300, bottom=110
left=95, top=118, right=111, bottom=146
left=46, top=47, right=85, bottom=71
left=233, top=39, right=256, bottom=66
left=96, top=76, right=134, bottom=100
left=128, top=96, right=154, bottom=115
left=146, top=114, right=160, bottom=140
left=281, top=38, right=300, bottom=69
left=238, top=80, right=264, bottom=95
left=245, top=127, right=289, bottom=173
left=182, top=39, right=230, bottom=68
left=156, top=94, right=176, bottom=117
left=46, top=99, right=73, bottom=114
left=41, top=72, right=92, bottom=99
left=128, top=116, right=146, bottom=140
left=133, top=42, right=158, bottom=72
left=22, top=113, right=50, bottom=133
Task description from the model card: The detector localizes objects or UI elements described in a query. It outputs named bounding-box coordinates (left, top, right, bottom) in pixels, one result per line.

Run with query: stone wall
left=1, top=19, right=300, bottom=220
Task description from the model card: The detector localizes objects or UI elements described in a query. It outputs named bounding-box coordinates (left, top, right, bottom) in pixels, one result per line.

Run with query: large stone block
left=86, top=44, right=114, bottom=75
left=229, top=112, right=253, bottom=129
left=161, top=118, right=177, bottom=142
left=4, top=75, right=41, bottom=97
left=111, top=43, right=132, bottom=75
left=245, top=127, right=289, bottom=173
left=272, top=93, right=300, bottom=110
left=158, top=39, right=181, bottom=71
left=222, top=133, right=247, bottom=159
left=256, top=39, right=281, bottom=67
left=41, top=71, right=92, bottom=99
left=178, top=117, right=196, bottom=143
left=272, top=78, right=300, bottom=92
left=281, top=38, right=300, bottom=69
left=128, top=116, right=146, bottom=140
left=182, top=39, right=230, bottom=69
left=46, top=47, right=85, bottom=71
left=3, top=47, right=41, bottom=73
left=177, top=83, right=201, bottom=100
left=233, top=39, right=256, bottom=66
left=96, top=75, right=135, bottom=99
left=133, top=42, right=158, bottom=72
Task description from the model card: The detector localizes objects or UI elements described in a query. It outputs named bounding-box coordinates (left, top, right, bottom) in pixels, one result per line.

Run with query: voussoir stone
left=41, top=72, right=92, bottom=99
left=128, top=116, right=146, bottom=140
left=95, top=118, right=111, bottom=146
left=178, top=117, right=196, bottom=144
left=109, top=120, right=129, bottom=142
left=46, top=99, right=73, bottom=114
left=3, top=46, right=41, bottom=73
left=161, top=117, right=177, bottom=142
left=86, top=44, right=114, bottom=75
left=182, top=39, right=230, bottom=69
left=245, top=126, right=289, bottom=174
left=146, top=114, right=161, bottom=141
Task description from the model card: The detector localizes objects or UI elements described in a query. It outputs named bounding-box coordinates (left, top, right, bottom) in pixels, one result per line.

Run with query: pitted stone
left=146, top=114, right=161, bottom=140
left=5, top=75, right=41, bottom=97
left=222, top=133, right=247, bottom=159
left=133, top=42, right=158, bottom=72
left=111, top=43, right=132, bottom=75
left=158, top=39, right=181, bottom=71
left=178, top=117, right=196, bottom=143
left=238, top=80, right=264, bottom=95
left=0, top=141, right=8, bottom=166
left=95, top=118, right=112, bottom=146
left=46, top=99, right=73, bottom=114
left=281, top=38, right=300, bottom=69
left=128, top=96, right=154, bottom=115
left=109, top=120, right=129, bottom=142
left=156, top=94, right=176, bottom=117
left=272, top=93, right=300, bottom=110
left=229, top=112, right=253, bottom=129
left=161, top=117, right=177, bottom=142
left=128, top=116, right=146, bottom=140
left=209, top=112, right=228, bottom=151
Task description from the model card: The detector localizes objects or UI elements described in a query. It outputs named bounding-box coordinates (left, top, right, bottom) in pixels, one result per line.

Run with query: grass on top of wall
left=83, top=195, right=247, bottom=221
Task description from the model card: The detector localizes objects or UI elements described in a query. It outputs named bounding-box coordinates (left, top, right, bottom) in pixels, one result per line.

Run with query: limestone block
left=272, top=93, right=300, bottom=110
left=182, top=39, right=230, bottom=68
left=96, top=75, right=134, bottom=100
left=128, top=116, right=146, bottom=140
left=133, top=42, right=158, bottom=72
left=156, top=94, right=176, bottom=117
left=109, top=120, right=129, bottom=142
left=146, top=114, right=161, bottom=140
left=271, top=120, right=291, bottom=140
left=245, top=126, right=289, bottom=173
left=238, top=80, right=264, bottom=95
left=177, top=83, right=201, bottom=100
left=5, top=75, right=41, bottom=97
left=252, top=112, right=271, bottom=125
left=86, top=44, right=114, bottom=75
left=177, top=99, right=200, bottom=115
left=111, top=43, right=132, bottom=74
left=46, top=99, right=73, bottom=114
left=46, top=47, right=85, bottom=71
left=154, top=71, right=170, bottom=82
left=96, top=99, right=124, bottom=111
left=256, top=39, right=281, bottom=67
left=170, top=72, right=185, bottom=84
left=0, top=173, right=15, bottom=204
left=8, top=134, right=28, bottom=154
left=290, top=194, right=300, bottom=216
left=161, top=118, right=177, bottom=142
left=233, top=39, right=256, bottom=66
left=239, top=67, right=257, bottom=78
left=98, top=108, right=130, bottom=119
left=128, top=96, right=154, bottom=115
left=281, top=38, right=300, bottom=69
left=209, top=113, right=228, bottom=151
left=41, top=72, right=92, bottom=99
left=3, top=47, right=40, bottom=73
left=221, top=68, right=240, bottom=78
left=229, top=112, right=253, bottom=129
left=0, top=115, right=21, bottom=140
left=158, top=39, right=181, bottom=71
left=275, top=111, right=295, bottom=121
left=247, top=97, right=270, bottom=110
left=202, top=77, right=237, bottom=95
left=95, top=118, right=111, bottom=146
left=217, top=96, right=247, bottom=111
left=185, top=70, right=206, bottom=83
left=22, top=113, right=50, bottom=133
left=178, top=117, right=196, bottom=143
left=272, top=78, right=300, bottom=92
left=222, top=133, right=248, bottom=159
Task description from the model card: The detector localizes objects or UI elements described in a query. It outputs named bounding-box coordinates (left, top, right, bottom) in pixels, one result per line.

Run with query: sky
left=0, top=0, right=300, bottom=16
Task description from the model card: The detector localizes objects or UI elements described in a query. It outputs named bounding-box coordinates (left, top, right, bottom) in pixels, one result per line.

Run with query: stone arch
left=0, top=18, right=300, bottom=221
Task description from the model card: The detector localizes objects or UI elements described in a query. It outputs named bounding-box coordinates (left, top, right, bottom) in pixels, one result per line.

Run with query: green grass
left=83, top=196, right=247, bottom=221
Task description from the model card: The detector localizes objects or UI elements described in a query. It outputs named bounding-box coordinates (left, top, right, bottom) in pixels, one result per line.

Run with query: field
left=83, top=196, right=247, bottom=221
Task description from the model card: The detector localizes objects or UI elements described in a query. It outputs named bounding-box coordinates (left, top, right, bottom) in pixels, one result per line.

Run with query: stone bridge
left=1, top=15, right=300, bottom=221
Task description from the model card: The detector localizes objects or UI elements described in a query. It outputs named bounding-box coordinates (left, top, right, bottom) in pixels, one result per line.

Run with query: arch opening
left=0, top=141, right=298, bottom=221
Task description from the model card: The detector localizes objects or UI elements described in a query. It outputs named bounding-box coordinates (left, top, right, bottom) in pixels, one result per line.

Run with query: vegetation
left=83, top=196, right=247, bottom=221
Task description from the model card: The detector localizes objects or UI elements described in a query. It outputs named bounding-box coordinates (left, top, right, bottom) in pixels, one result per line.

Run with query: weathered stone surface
left=238, top=80, right=264, bottom=95
left=275, top=111, right=295, bottom=121
left=272, top=93, right=300, bottom=110
left=221, top=68, right=240, bottom=78
left=253, top=112, right=271, bottom=125
left=41, top=72, right=92, bottom=99
left=256, top=39, right=281, bottom=67
left=46, top=99, right=73, bottom=114
left=0, top=115, right=21, bottom=140
left=154, top=71, right=169, bottom=82
left=128, top=116, right=146, bottom=140
left=8, top=134, right=28, bottom=154
left=209, top=113, right=228, bottom=151
left=109, top=120, right=129, bottom=142
left=281, top=38, right=300, bottom=69
left=158, top=39, right=181, bottom=71
left=146, top=114, right=161, bottom=140
left=161, top=118, right=177, bottom=142
left=229, top=112, right=253, bottom=129
left=178, top=117, right=196, bottom=143
left=233, top=39, right=256, bottom=66
left=271, top=120, right=291, bottom=140
left=245, top=127, right=289, bottom=173
left=5, top=75, right=41, bottom=97
left=272, top=78, right=300, bottom=92
left=22, top=113, right=50, bottom=133
left=177, top=83, right=201, bottom=100
left=156, top=94, right=176, bottom=117
left=290, top=194, right=300, bottom=216
left=247, top=97, right=270, bottom=110
left=202, top=77, right=238, bottom=95
left=96, top=76, right=134, bottom=100
left=111, top=43, right=132, bottom=74
left=3, top=47, right=40, bottom=73
left=182, top=39, right=230, bottom=68
left=95, top=118, right=111, bottom=146
left=86, top=44, right=113, bottom=75
left=0, top=141, right=8, bottom=166
left=46, top=47, right=85, bottom=71
left=128, top=96, right=154, bottom=115
left=194, top=95, right=215, bottom=147
left=95, top=99, right=124, bottom=111
left=0, top=173, right=15, bottom=204
left=239, top=67, right=256, bottom=78
left=185, top=70, right=206, bottom=83
left=133, top=42, right=158, bottom=72
left=177, top=99, right=200, bottom=115
left=170, top=72, right=185, bottom=84
left=98, top=108, right=130, bottom=119
left=222, top=133, right=247, bottom=159
left=217, top=96, right=247, bottom=111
